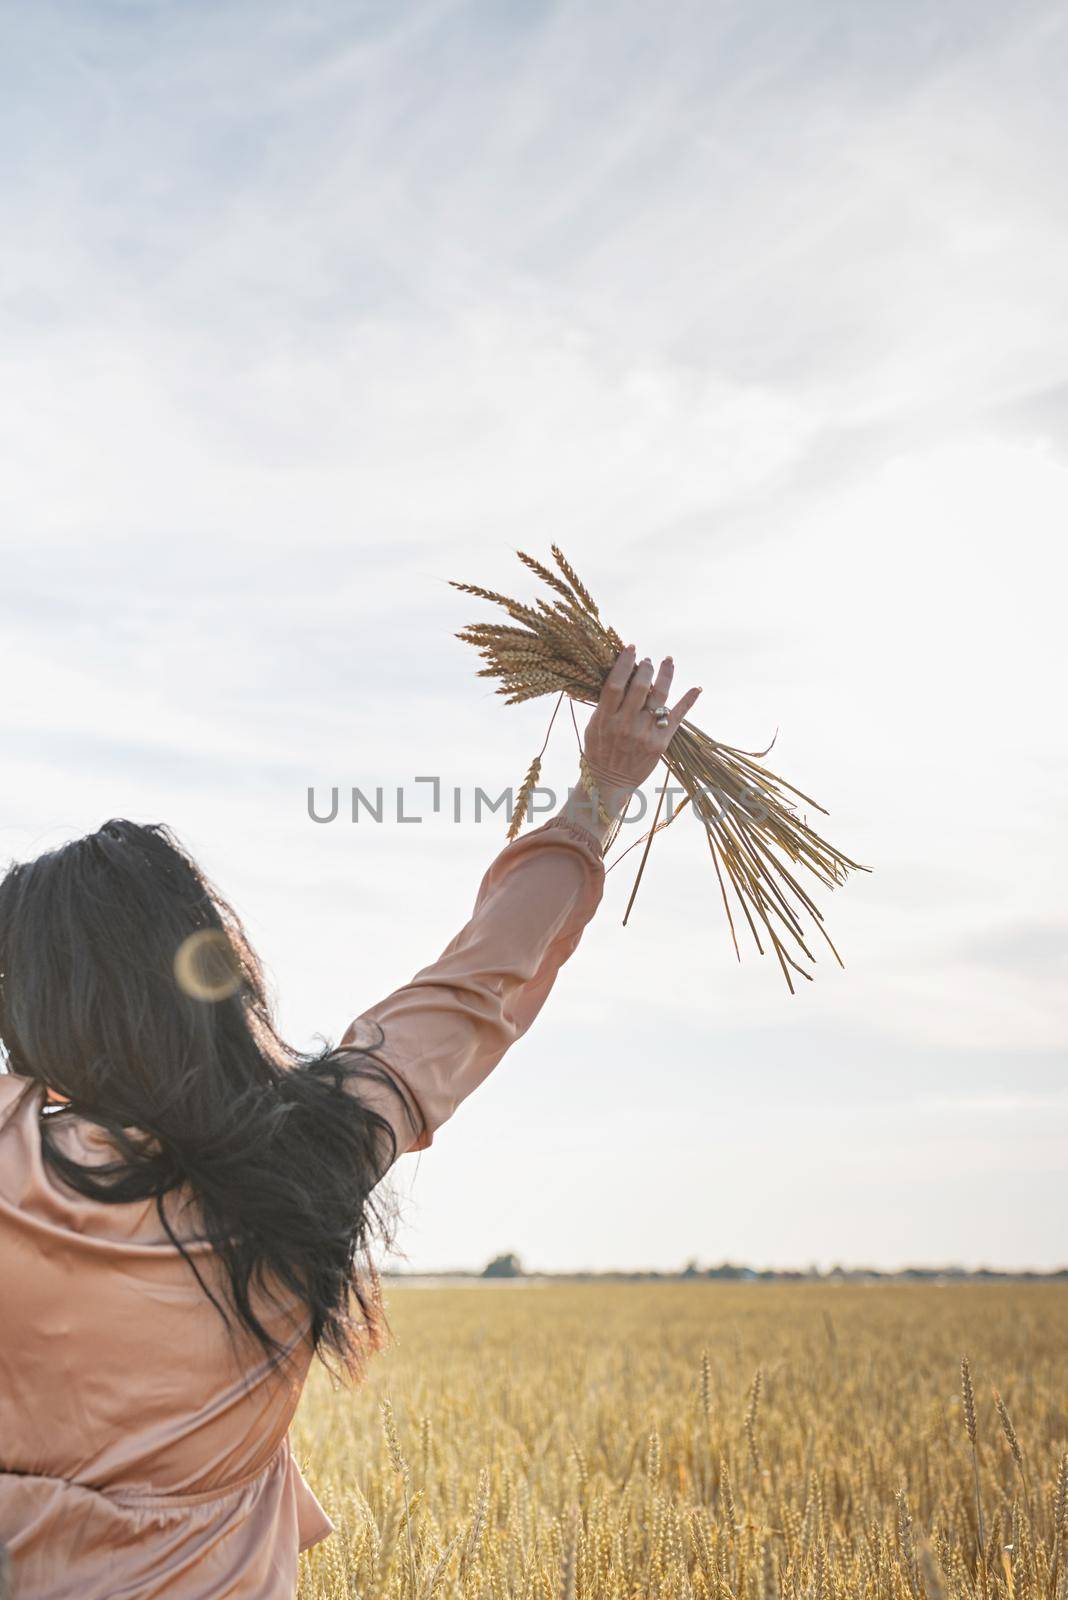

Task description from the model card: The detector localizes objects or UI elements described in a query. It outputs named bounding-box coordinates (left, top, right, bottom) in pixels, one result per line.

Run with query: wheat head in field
left=294, top=1281, right=1068, bottom=1600
left=451, top=547, right=869, bottom=992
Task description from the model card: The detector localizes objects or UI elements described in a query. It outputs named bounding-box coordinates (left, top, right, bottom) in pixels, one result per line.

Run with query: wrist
left=583, top=755, right=641, bottom=792
left=583, top=758, right=638, bottom=815
left=567, top=757, right=635, bottom=839
left=560, top=788, right=616, bottom=845
left=589, top=778, right=634, bottom=821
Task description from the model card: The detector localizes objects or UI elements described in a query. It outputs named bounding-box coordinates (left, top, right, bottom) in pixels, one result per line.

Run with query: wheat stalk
left=993, top=1387, right=1027, bottom=1490
left=962, top=1355, right=987, bottom=1581
left=451, top=546, right=868, bottom=990
left=508, top=756, right=543, bottom=842
left=381, top=1396, right=417, bottom=1593
left=745, top=1368, right=764, bottom=1481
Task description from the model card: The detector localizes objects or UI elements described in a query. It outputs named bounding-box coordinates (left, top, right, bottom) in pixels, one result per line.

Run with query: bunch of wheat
left=451, top=546, right=867, bottom=991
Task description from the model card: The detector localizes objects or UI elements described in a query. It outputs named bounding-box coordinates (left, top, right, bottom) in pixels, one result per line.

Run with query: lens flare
left=173, top=929, right=243, bottom=1003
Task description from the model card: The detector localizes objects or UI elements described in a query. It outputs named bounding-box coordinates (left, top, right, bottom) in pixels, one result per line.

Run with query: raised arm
left=342, top=646, right=701, bottom=1173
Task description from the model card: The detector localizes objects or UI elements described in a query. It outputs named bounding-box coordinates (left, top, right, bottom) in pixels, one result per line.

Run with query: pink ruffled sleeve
left=338, top=816, right=605, bottom=1167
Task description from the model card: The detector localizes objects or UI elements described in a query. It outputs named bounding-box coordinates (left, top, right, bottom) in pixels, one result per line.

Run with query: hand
left=583, top=645, right=702, bottom=794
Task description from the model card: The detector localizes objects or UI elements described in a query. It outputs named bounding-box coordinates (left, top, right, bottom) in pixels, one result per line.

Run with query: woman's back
left=0, top=1073, right=330, bottom=1598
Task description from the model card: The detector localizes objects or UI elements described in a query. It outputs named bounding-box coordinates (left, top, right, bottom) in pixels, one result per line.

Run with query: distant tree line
left=435, top=1254, right=1067, bottom=1283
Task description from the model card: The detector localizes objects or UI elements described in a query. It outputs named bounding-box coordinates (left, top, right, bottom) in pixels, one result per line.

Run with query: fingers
left=598, top=644, right=636, bottom=714
left=665, top=684, right=702, bottom=733
left=621, top=655, right=656, bottom=718
left=646, top=656, right=674, bottom=714
left=599, top=648, right=697, bottom=739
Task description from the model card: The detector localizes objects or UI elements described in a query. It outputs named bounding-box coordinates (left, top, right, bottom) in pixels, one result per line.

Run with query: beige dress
left=0, top=816, right=604, bottom=1599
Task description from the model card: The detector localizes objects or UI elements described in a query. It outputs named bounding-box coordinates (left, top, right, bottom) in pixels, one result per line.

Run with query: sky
left=1, top=0, right=1065, bottom=1273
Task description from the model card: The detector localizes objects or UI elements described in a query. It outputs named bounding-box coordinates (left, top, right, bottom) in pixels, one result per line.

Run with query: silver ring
left=652, top=706, right=669, bottom=726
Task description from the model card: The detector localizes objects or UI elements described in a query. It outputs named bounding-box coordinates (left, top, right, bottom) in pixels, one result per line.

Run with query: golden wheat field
left=293, top=1281, right=1068, bottom=1600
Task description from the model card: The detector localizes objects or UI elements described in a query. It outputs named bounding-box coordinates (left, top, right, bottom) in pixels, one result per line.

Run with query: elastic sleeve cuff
left=533, top=814, right=606, bottom=865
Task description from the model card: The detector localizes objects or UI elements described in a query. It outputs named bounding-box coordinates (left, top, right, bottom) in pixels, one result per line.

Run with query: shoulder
left=0, top=1072, right=45, bottom=1209
left=0, top=1076, right=179, bottom=1246
left=0, top=1070, right=39, bottom=1127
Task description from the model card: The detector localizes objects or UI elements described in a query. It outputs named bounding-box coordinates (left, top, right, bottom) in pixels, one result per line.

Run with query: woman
left=0, top=647, right=699, bottom=1599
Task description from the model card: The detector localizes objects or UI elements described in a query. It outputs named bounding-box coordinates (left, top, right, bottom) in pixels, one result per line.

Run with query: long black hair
left=0, top=818, right=419, bottom=1376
